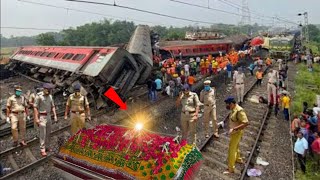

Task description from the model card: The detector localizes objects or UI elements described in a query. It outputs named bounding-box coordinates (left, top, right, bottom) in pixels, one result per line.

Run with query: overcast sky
left=1, top=0, right=319, bottom=37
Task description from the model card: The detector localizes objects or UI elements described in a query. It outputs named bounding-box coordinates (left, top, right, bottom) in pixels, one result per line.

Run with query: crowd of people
left=293, top=102, right=320, bottom=173
left=147, top=50, right=242, bottom=102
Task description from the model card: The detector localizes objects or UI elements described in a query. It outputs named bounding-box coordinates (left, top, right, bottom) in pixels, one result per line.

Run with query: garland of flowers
left=67, top=125, right=188, bottom=175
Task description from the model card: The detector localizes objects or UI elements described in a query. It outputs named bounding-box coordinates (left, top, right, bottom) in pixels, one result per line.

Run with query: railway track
left=196, top=66, right=275, bottom=180
left=0, top=60, right=253, bottom=179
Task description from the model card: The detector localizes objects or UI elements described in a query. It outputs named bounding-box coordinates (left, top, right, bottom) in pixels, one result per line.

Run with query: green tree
left=36, top=33, right=57, bottom=45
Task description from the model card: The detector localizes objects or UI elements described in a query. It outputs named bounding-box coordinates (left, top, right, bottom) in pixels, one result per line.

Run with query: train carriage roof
left=158, top=39, right=233, bottom=47
left=10, top=46, right=119, bottom=76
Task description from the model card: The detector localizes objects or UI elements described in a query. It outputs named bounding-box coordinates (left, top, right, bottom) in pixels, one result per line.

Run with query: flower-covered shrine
left=54, top=124, right=203, bottom=179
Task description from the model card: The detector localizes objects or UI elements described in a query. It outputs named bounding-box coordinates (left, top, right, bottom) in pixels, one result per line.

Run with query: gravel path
left=252, top=62, right=296, bottom=180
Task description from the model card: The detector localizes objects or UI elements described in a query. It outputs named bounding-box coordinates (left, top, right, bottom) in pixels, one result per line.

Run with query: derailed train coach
left=5, top=25, right=153, bottom=110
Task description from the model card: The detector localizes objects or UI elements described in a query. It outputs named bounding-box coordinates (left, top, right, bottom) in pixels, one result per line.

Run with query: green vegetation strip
left=293, top=63, right=320, bottom=180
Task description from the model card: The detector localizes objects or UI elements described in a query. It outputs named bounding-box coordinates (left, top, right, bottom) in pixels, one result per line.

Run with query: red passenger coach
left=158, top=39, right=233, bottom=57
left=8, top=46, right=141, bottom=109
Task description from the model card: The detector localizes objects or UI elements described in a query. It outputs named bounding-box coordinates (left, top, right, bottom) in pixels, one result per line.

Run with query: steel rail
left=239, top=108, right=270, bottom=180
left=200, top=65, right=270, bottom=150
left=0, top=125, right=69, bottom=157
left=0, top=155, right=53, bottom=180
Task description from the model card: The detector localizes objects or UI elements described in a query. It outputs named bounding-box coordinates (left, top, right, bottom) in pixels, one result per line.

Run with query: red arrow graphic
left=103, top=87, right=127, bottom=110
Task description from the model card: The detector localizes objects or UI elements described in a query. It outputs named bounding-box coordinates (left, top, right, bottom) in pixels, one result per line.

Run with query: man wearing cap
left=6, top=85, right=30, bottom=146
left=200, top=80, right=219, bottom=138
left=29, top=86, right=43, bottom=130
left=224, top=96, right=249, bottom=174
left=176, top=84, right=200, bottom=144
left=267, top=69, right=278, bottom=106
left=34, top=83, right=57, bottom=156
left=64, top=84, right=91, bottom=135
left=233, top=67, right=245, bottom=104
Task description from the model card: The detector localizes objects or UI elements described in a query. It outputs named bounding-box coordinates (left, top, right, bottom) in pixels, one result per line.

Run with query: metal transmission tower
left=298, top=12, right=309, bottom=54
left=239, top=0, right=251, bottom=35
left=240, top=0, right=251, bottom=25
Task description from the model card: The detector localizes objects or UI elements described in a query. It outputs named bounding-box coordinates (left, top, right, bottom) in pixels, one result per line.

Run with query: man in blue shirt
left=248, top=62, right=255, bottom=76
left=294, top=131, right=308, bottom=173
left=226, top=61, right=232, bottom=79
left=155, top=77, right=162, bottom=92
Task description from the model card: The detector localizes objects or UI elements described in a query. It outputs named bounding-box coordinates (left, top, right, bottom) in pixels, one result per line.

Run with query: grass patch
left=293, top=63, right=320, bottom=180
left=292, top=63, right=320, bottom=114
left=296, top=156, right=320, bottom=180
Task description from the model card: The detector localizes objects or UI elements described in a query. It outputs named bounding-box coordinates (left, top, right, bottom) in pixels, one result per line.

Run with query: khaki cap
left=204, top=80, right=211, bottom=84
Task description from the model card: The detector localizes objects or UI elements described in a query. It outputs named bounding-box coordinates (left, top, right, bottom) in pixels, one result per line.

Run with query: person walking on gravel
left=29, top=86, right=43, bottom=130
left=200, top=80, right=219, bottom=138
left=6, top=85, right=30, bottom=147
left=176, top=84, right=200, bottom=145
left=223, top=96, right=249, bottom=174
left=233, top=67, right=245, bottom=105
left=64, top=84, right=91, bottom=136
left=34, top=83, right=57, bottom=156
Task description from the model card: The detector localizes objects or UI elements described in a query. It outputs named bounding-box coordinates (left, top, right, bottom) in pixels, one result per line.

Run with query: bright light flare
left=135, top=123, right=143, bottom=131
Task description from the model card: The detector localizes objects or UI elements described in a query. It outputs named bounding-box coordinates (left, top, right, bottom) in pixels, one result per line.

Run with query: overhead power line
left=170, top=0, right=298, bottom=25
left=217, top=0, right=298, bottom=25
left=65, top=0, right=217, bottom=25
left=18, top=0, right=167, bottom=26
left=0, top=26, right=62, bottom=31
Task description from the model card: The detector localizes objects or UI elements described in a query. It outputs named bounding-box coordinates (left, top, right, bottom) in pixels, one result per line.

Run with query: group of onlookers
left=292, top=103, right=320, bottom=173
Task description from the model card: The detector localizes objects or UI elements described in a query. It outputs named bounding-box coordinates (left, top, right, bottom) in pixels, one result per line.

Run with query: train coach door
left=78, top=50, right=100, bottom=73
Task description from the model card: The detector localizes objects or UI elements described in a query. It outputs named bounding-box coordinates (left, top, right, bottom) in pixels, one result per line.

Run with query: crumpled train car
left=5, top=46, right=141, bottom=109
left=126, top=25, right=153, bottom=84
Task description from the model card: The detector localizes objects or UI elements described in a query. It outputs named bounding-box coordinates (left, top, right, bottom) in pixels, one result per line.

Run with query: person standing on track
left=256, top=68, right=263, bottom=86
left=64, top=84, right=91, bottom=136
left=200, top=80, right=219, bottom=138
left=176, top=84, right=200, bottom=145
left=223, top=96, right=249, bottom=174
left=267, top=69, right=278, bottom=106
left=233, top=67, right=245, bottom=105
left=6, top=85, right=30, bottom=147
left=34, top=83, right=57, bottom=156
left=29, top=86, right=43, bottom=130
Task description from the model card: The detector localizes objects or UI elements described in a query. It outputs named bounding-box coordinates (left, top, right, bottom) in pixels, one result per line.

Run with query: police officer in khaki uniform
left=34, top=83, right=57, bottom=156
left=233, top=67, right=245, bottom=104
left=223, top=96, right=249, bottom=174
left=200, top=80, right=219, bottom=138
left=267, top=69, right=279, bottom=106
left=6, top=85, right=30, bottom=146
left=64, top=84, right=91, bottom=135
left=29, top=86, right=42, bottom=129
left=176, top=84, right=200, bottom=144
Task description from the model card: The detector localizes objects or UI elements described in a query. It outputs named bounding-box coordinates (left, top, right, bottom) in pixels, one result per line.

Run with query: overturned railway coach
left=6, top=46, right=142, bottom=109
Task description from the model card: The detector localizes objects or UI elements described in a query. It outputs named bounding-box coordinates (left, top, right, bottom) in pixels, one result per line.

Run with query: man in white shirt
left=294, top=131, right=308, bottom=173
left=313, top=104, right=320, bottom=116
left=277, top=59, right=283, bottom=71
left=184, top=64, right=190, bottom=76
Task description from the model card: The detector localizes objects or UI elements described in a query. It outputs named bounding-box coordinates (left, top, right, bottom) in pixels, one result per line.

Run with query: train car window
left=200, top=48, right=203, bottom=52
left=62, top=53, right=74, bottom=60
left=47, top=52, right=56, bottom=58
left=41, top=52, right=50, bottom=57
left=186, top=49, right=191, bottom=53
left=54, top=53, right=64, bottom=59
left=35, top=51, right=42, bottom=56
left=72, top=54, right=86, bottom=61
